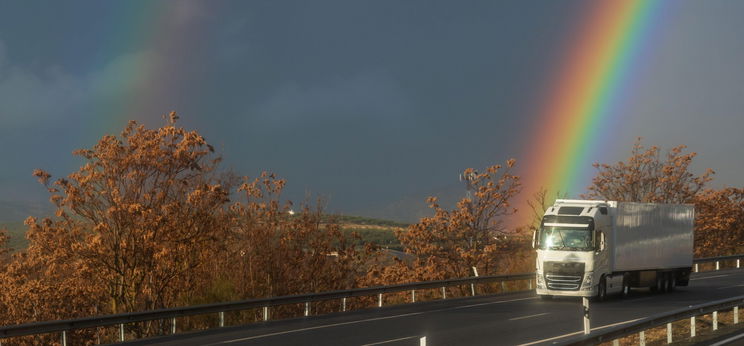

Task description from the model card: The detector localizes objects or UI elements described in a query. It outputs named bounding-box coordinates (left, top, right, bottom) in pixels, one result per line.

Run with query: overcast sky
left=1, top=1, right=743, bottom=220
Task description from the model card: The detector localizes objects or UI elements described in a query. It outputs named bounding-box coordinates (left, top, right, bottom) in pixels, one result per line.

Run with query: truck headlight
left=581, top=272, right=593, bottom=290
left=536, top=273, right=545, bottom=289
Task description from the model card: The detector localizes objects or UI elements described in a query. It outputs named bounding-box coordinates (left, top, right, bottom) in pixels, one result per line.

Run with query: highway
left=125, top=269, right=744, bottom=346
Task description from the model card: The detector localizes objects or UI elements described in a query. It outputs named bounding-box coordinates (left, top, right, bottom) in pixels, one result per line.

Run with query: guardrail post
left=612, top=339, right=619, bottom=346
left=738, top=259, right=741, bottom=269
left=305, top=302, right=310, bottom=316
left=263, top=306, right=269, bottom=321
left=171, top=317, right=176, bottom=334
left=528, top=279, right=532, bottom=290
left=713, top=311, right=718, bottom=330
left=420, top=336, right=426, bottom=346
left=716, top=261, right=720, bottom=271
left=378, top=293, right=383, bottom=307
left=582, top=297, right=590, bottom=335
left=119, top=323, right=125, bottom=342
left=342, top=297, right=347, bottom=312
left=412, top=290, right=416, bottom=303
left=501, top=281, right=505, bottom=292
left=61, top=330, right=67, bottom=346
left=219, top=311, right=225, bottom=327
left=735, top=306, right=739, bottom=324
left=667, top=322, right=672, bottom=343
left=441, top=287, right=446, bottom=299
left=690, top=316, right=696, bottom=337
left=695, top=263, right=699, bottom=273
left=639, top=331, right=645, bottom=346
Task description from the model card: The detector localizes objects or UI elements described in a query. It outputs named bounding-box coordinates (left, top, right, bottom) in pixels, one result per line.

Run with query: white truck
left=533, top=199, right=694, bottom=300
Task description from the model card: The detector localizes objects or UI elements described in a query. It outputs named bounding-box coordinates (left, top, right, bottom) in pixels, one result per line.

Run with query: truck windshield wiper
left=555, top=230, right=567, bottom=249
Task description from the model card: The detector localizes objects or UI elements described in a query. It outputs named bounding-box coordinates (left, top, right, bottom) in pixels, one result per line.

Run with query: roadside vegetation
left=0, top=115, right=740, bottom=344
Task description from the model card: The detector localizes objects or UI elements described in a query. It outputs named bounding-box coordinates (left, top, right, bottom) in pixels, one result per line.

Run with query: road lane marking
left=509, top=312, right=550, bottom=321
left=208, top=296, right=537, bottom=344
left=690, top=274, right=730, bottom=281
left=710, top=332, right=744, bottom=346
left=360, top=335, right=419, bottom=346
left=717, top=284, right=744, bottom=290
left=516, top=318, right=643, bottom=346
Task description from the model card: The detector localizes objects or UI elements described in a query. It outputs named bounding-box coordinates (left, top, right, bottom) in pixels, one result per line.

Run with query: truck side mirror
left=600, top=232, right=606, bottom=251
left=532, top=230, right=537, bottom=249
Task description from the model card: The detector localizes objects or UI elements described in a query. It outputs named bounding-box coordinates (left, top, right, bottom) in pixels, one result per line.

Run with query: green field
left=0, top=216, right=408, bottom=252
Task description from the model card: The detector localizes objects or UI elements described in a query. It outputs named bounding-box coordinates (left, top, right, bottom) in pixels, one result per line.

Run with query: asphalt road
left=124, top=268, right=744, bottom=346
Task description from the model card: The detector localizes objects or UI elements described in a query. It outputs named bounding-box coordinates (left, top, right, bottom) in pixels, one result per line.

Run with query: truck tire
left=668, top=273, right=676, bottom=292
left=596, top=276, right=607, bottom=301
left=621, top=275, right=630, bottom=298
left=652, top=274, right=664, bottom=293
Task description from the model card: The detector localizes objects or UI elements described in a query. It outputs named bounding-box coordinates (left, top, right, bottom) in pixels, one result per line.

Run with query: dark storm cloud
left=1, top=1, right=743, bottom=221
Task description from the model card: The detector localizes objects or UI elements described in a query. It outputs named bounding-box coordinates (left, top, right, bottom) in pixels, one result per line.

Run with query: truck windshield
left=539, top=227, right=594, bottom=251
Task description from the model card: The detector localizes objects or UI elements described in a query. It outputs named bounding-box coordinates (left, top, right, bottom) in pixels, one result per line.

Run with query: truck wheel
left=597, top=277, right=607, bottom=301
left=621, top=275, right=630, bottom=298
left=652, top=274, right=664, bottom=293
left=668, top=273, right=676, bottom=292
left=656, top=273, right=667, bottom=293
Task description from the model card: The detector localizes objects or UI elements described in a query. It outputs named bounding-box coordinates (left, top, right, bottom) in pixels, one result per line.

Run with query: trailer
left=533, top=200, right=694, bottom=300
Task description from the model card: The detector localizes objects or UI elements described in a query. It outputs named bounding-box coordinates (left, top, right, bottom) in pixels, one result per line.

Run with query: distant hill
left=0, top=200, right=54, bottom=222
left=332, top=214, right=408, bottom=251
left=0, top=221, right=28, bottom=251
left=351, top=183, right=467, bottom=224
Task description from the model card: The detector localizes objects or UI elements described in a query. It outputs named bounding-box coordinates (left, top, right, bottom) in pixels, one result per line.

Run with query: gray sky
left=1, top=1, right=743, bottom=221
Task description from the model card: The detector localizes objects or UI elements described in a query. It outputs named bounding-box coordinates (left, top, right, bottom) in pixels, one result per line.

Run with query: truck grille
left=545, top=274, right=582, bottom=290
left=543, top=261, right=585, bottom=291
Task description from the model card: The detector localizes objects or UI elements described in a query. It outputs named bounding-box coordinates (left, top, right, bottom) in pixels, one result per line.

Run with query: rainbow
left=517, top=0, right=667, bottom=222
left=85, top=2, right=211, bottom=134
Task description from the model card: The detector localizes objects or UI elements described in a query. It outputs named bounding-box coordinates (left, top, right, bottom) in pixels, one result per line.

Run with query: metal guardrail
left=1, top=253, right=742, bottom=343
left=0, top=272, right=535, bottom=342
left=561, top=294, right=744, bottom=345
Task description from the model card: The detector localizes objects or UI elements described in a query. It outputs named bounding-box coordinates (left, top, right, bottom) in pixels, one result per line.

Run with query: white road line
left=710, top=332, right=744, bottom=346
left=690, top=274, right=730, bottom=281
left=516, top=318, right=643, bottom=346
left=360, top=335, right=419, bottom=346
left=207, top=296, right=537, bottom=344
left=717, top=284, right=744, bottom=290
left=509, top=312, right=550, bottom=321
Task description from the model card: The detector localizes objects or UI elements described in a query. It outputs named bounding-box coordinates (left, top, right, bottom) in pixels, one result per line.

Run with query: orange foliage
left=694, top=188, right=744, bottom=257
left=0, top=114, right=369, bottom=343
left=583, top=138, right=713, bottom=203
left=366, top=159, right=524, bottom=289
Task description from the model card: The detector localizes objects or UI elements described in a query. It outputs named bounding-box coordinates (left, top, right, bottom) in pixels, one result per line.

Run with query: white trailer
left=533, top=200, right=694, bottom=300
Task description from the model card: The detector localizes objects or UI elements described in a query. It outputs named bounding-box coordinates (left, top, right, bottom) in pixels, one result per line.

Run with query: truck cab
left=534, top=200, right=613, bottom=298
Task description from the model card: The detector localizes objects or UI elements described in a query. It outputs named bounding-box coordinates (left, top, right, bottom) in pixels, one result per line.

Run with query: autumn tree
left=583, top=138, right=713, bottom=203
left=198, top=172, right=374, bottom=318
left=369, top=159, right=521, bottom=288
left=694, top=187, right=744, bottom=257
left=525, top=187, right=567, bottom=232
left=0, top=113, right=233, bottom=342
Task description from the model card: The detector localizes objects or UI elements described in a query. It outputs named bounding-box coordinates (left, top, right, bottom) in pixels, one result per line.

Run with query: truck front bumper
left=536, top=286, right=596, bottom=297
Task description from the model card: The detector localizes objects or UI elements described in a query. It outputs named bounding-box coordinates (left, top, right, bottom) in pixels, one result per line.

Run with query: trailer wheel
left=652, top=274, right=664, bottom=293
left=621, top=275, right=630, bottom=298
left=668, top=273, right=676, bottom=292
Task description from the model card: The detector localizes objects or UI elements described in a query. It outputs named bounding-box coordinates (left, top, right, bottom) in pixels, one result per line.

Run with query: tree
left=375, top=159, right=522, bottom=286
left=583, top=138, right=713, bottom=203
left=0, top=114, right=232, bottom=342
left=694, top=188, right=744, bottom=257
